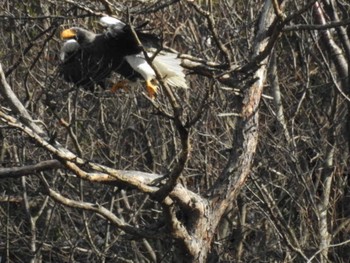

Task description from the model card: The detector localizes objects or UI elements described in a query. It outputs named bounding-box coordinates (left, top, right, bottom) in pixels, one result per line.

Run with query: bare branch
left=0, top=160, right=63, bottom=179
left=41, top=176, right=165, bottom=239
left=284, top=17, right=350, bottom=31
left=0, top=63, right=46, bottom=136
left=186, top=0, right=231, bottom=66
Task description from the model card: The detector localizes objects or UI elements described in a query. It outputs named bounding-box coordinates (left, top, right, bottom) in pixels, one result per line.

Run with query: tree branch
left=284, top=17, right=350, bottom=31
left=186, top=0, right=231, bottom=67
left=40, top=175, right=165, bottom=239
left=0, top=160, right=63, bottom=179
left=126, top=12, right=190, bottom=201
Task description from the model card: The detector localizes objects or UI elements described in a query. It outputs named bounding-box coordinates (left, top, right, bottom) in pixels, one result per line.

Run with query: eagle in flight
left=59, top=16, right=188, bottom=98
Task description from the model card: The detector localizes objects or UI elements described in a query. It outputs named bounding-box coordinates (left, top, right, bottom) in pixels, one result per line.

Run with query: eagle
left=59, top=16, right=188, bottom=98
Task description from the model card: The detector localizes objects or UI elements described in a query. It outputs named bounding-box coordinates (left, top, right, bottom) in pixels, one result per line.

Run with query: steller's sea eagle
left=60, top=16, right=188, bottom=98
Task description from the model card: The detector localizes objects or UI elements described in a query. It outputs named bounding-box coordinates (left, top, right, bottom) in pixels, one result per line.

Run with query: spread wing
left=100, top=16, right=188, bottom=89
left=59, top=17, right=188, bottom=96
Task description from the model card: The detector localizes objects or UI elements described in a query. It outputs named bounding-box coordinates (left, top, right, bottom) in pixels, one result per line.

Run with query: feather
left=152, top=52, right=188, bottom=89
left=60, top=39, right=80, bottom=61
left=126, top=51, right=188, bottom=89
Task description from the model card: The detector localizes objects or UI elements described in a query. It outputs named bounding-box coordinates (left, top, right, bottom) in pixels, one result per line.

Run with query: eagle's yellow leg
left=110, top=80, right=129, bottom=93
left=146, top=80, right=158, bottom=99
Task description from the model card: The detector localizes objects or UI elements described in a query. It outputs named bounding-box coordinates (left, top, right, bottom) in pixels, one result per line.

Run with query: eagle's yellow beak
left=60, top=29, right=76, bottom=40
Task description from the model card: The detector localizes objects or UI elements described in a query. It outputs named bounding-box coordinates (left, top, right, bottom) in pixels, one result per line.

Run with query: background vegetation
left=0, top=0, right=349, bottom=262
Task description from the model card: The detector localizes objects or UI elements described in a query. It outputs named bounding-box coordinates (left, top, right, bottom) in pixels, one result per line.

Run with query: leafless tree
left=0, top=0, right=349, bottom=262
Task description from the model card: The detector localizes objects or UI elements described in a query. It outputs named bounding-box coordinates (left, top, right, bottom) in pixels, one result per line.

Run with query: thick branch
left=0, top=109, right=162, bottom=191
left=0, top=64, right=46, bottom=136
left=209, top=0, right=276, bottom=243
left=42, top=178, right=164, bottom=239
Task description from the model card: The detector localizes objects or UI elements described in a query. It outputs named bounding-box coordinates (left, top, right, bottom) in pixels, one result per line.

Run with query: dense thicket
left=0, top=1, right=349, bottom=262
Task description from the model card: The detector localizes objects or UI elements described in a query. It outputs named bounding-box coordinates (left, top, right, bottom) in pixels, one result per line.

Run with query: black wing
left=101, top=21, right=160, bottom=82
left=104, top=18, right=160, bottom=56
left=60, top=38, right=113, bottom=91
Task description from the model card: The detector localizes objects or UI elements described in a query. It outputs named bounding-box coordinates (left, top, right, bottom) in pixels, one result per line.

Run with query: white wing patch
left=125, top=53, right=156, bottom=81
left=100, top=16, right=188, bottom=89
left=100, top=16, right=125, bottom=27
left=60, top=39, right=80, bottom=61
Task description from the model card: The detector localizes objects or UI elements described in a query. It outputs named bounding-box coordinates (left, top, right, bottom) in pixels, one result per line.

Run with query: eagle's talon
left=146, top=80, right=158, bottom=99
left=110, top=80, right=129, bottom=93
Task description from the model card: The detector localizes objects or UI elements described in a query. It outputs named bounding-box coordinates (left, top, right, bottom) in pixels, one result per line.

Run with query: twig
left=284, top=18, right=350, bottom=31
left=186, top=0, right=231, bottom=67
left=306, top=239, right=350, bottom=263
left=5, top=24, right=58, bottom=78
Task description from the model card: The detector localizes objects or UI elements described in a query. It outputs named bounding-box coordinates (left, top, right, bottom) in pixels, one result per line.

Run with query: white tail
left=152, top=52, right=188, bottom=89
